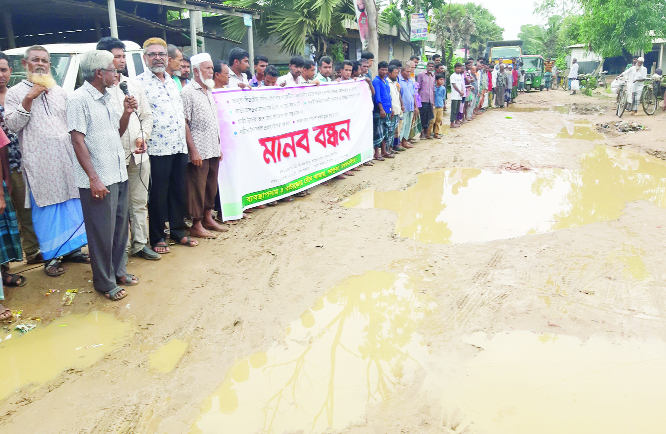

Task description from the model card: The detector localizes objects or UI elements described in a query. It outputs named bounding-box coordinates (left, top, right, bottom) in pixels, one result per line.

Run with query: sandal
left=363, top=161, right=374, bottom=166
left=174, top=236, right=198, bottom=247
left=153, top=241, right=171, bottom=254
left=0, top=306, right=12, bottom=321
left=381, top=153, right=395, bottom=158
left=104, top=286, right=128, bottom=301
left=373, top=156, right=385, bottom=161
left=2, top=272, right=27, bottom=287
left=295, top=191, right=307, bottom=197
left=267, top=201, right=278, bottom=206
left=26, top=252, right=44, bottom=265
left=45, top=258, right=65, bottom=277
left=63, top=250, right=90, bottom=264
left=117, top=274, right=139, bottom=286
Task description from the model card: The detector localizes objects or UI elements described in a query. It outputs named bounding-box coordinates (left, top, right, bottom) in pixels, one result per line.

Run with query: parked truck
left=485, top=40, right=523, bottom=64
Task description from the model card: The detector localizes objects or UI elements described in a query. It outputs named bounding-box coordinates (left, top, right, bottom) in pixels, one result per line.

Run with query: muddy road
left=2, top=89, right=666, bottom=434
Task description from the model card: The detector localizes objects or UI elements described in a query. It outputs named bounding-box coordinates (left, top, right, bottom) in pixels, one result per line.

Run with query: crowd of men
left=0, top=36, right=533, bottom=316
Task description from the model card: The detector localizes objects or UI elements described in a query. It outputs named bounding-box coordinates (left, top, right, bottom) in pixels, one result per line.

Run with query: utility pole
left=365, top=0, right=379, bottom=76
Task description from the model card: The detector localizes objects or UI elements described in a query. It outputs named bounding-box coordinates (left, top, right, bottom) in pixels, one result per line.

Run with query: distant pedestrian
left=568, top=58, right=579, bottom=94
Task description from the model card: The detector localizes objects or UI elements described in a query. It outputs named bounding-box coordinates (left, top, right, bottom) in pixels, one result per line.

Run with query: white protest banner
left=410, top=13, right=428, bottom=41
left=212, top=81, right=373, bottom=221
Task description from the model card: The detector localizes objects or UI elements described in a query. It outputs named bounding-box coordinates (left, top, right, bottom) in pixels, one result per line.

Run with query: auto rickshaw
left=520, top=55, right=545, bottom=91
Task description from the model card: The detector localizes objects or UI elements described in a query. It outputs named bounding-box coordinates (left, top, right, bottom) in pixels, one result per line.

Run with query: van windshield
left=7, top=54, right=71, bottom=87
left=491, top=47, right=522, bottom=60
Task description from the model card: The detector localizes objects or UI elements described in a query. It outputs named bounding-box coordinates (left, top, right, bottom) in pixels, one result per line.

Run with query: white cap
left=637, top=56, right=645, bottom=62
left=190, top=52, right=212, bottom=68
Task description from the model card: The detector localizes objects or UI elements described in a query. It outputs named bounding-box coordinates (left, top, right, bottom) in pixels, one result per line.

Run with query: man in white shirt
left=568, top=58, right=579, bottom=94
left=277, top=56, right=306, bottom=87
left=96, top=37, right=159, bottom=261
left=227, top=48, right=251, bottom=89
left=625, top=57, right=648, bottom=114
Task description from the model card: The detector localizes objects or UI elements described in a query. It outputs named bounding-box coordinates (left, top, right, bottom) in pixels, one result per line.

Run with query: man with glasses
left=4, top=45, right=89, bottom=278
left=136, top=37, right=198, bottom=255
left=96, top=37, right=158, bottom=261
left=67, top=50, right=139, bottom=301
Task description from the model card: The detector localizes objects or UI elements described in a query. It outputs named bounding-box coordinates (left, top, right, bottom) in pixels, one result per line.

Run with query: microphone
left=119, top=81, right=130, bottom=96
left=119, top=81, right=135, bottom=112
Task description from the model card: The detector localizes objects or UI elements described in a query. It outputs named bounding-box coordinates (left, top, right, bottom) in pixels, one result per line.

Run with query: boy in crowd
left=334, top=62, right=343, bottom=80
left=449, top=63, right=464, bottom=128
left=262, top=65, right=279, bottom=87
left=387, top=64, right=405, bottom=152
left=250, top=54, right=268, bottom=87
left=433, top=74, right=446, bottom=138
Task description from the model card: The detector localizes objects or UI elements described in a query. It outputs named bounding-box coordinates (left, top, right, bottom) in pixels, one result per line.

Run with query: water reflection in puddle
left=557, top=120, right=604, bottom=141
left=505, top=105, right=571, bottom=114
left=440, top=331, right=666, bottom=434
left=343, top=146, right=666, bottom=244
left=149, top=339, right=188, bottom=373
left=0, top=312, right=133, bottom=400
left=190, top=271, right=435, bottom=434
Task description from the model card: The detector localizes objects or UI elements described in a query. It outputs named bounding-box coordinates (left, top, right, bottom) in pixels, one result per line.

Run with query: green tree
left=220, top=0, right=356, bottom=56
left=379, top=0, right=445, bottom=55
left=431, top=4, right=476, bottom=66
left=463, top=3, right=504, bottom=59
left=577, top=0, right=666, bottom=57
left=518, top=24, right=545, bottom=55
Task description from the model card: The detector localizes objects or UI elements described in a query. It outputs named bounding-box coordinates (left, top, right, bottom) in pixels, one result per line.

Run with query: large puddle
left=0, top=312, right=133, bottom=401
left=436, top=331, right=666, bottom=434
left=190, top=271, right=435, bottom=434
left=343, top=145, right=666, bottom=244
left=505, top=105, right=571, bottom=114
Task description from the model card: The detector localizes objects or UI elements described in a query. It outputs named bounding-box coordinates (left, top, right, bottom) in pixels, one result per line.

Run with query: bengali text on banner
left=212, top=81, right=374, bottom=220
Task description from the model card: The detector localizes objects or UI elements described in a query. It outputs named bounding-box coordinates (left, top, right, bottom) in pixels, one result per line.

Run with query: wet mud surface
left=2, top=90, right=666, bottom=434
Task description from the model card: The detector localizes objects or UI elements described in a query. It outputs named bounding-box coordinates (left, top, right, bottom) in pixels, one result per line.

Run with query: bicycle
left=642, top=79, right=658, bottom=115
left=616, top=81, right=628, bottom=117
left=551, top=75, right=559, bottom=90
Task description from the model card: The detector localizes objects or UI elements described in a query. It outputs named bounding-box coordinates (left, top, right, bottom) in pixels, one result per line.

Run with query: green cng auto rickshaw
left=520, top=55, right=545, bottom=91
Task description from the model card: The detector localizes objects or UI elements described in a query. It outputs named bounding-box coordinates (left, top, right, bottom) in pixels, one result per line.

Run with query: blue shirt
left=372, top=75, right=392, bottom=114
left=398, top=75, right=416, bottom=112
left=434, top=85, right=446, bottom=107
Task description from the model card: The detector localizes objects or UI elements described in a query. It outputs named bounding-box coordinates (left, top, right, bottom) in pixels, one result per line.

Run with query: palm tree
left=221, top=0, right=356, bottom=57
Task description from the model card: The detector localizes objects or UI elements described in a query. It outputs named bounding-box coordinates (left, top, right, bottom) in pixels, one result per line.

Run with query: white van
left=4, top=41, right=146, bottom=94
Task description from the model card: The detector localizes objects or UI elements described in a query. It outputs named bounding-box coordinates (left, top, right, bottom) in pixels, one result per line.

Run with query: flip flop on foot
left=117, top=274, right=139, bottom=286
left=175, top=236, right=199, bottom=247
left=363, top=161, right=374, bottom=166
left=0, top=305, right=12, bottom=321
left=2, top=272, right=27, bottom=287
left=104, top=286, right=128, bottom=301
left=381, top=153, right=395, bottom=158
left=62, top=250, right=90, bottom=264
left=45, top=258, right=65, bottom=277
left=153, top=241, right=171, bottom=254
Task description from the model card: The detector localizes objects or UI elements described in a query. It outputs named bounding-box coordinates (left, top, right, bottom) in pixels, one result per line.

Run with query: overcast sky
left=461, top=0, right=545, bottom=40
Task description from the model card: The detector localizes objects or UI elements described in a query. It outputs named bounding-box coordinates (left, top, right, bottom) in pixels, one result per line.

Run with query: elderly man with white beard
left=67, top=50, right=139, bottom=301
left=4, top=45, right=90, bottom=278
left=136, top=38, right=198, bottom=254
left=181, top=53, right=225, bottom=238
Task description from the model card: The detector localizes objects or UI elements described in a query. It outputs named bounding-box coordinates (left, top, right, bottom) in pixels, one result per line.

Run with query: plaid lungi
left=373, top=112, right=391, bottom=148
left=0, top=182, right=23, bottom=266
